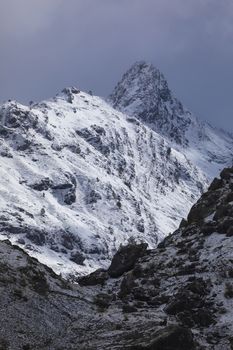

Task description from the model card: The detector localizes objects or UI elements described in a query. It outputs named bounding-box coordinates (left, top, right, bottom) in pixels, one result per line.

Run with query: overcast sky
left=0, top=0, right=233, bottom=130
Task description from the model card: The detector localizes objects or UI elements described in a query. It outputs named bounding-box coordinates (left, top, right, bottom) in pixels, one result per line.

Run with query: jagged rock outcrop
left=0, top=167, right=233, bottom=349
left=108, top=241, right=148, bottom=277
left=109, top=61, right=191, bottom=145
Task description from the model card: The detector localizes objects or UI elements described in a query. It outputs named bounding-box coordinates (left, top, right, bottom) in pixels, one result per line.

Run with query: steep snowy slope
left=0, top=62, right=232, bottom=278
left=109, top=61, right=233, bottom=177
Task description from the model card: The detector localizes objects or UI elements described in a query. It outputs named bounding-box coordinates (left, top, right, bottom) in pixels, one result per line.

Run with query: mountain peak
left=109, top=61, right=233, bottom=159
left=109, top=61, right=190, bottom=144
left=125, top=60, right=160, bottom=74
left=109, top=61, right=170, bottom=112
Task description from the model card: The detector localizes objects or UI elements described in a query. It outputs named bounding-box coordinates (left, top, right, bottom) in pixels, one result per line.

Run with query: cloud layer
left=0, top=0, right=233, bottom=129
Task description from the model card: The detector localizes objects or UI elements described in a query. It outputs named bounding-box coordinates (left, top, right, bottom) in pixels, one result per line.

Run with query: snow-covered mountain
left=0, top=62, right=232, bottom=277
left=109, top=61, right=233, bottom=177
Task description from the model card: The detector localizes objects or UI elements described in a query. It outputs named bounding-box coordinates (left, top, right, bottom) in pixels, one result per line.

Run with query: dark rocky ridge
left=0, top=166, right=233, bottom=349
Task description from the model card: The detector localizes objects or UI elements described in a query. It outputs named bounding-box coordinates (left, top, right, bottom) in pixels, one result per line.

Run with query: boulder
left=119, top=271, right=137, bottom=298
left=78, top=269, right=109, bottom=286
left=26, top=229, right=46, bottom=246
left=70, top=251, right=85, bottom=265
left=64, top=190, right=76, bottom=205
left=131, top=325, right=195, bottom=350
left=93, top=293, right=112, bottom=310
left=220, top=167, right=233, bottom=180
left=165, top=290, right=202, bottom=315
left=30, top=178, right=52, bottom=191
left=108, top=242, right=148, bottom=278
left=208, top=177, right=223, bottom=191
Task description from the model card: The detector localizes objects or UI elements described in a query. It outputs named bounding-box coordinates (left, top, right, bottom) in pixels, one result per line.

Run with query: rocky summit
left=109, top=61, right=233, bottom=174
left=0, top=166, right=233, bottom=349
left=0, top=62, right=232, bottom=277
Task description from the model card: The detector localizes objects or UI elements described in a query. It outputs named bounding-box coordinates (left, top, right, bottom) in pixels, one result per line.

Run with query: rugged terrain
left=110, top=61, right=233, bottom=176
left=0, top=62, right=232, bottom=276
left=0, top=166, right=233, bottom=349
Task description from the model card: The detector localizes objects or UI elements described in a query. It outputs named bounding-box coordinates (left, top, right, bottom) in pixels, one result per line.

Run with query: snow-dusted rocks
left=77, top=166, right=233, bottom=349
left=109, top=61, right=190, bottom=145
left=1, top=166, right=233, bottom=349
left=109, top=61, right=233, bottom=177
left=0, top=63, right=232, bottom=277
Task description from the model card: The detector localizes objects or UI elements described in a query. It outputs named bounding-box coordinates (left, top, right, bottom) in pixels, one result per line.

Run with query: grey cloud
left=0, top=0, right=233, bottom=130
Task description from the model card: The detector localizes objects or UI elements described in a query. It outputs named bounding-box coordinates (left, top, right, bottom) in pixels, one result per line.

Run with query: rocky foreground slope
left=0, top=62, right=232, bottom=277
left=0, top=166, right=233, bottom=349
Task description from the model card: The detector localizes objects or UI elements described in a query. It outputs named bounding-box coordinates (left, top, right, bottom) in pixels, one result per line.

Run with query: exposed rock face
left=78, top=268, right=109, bottom=286
left=188, top=167, right=233, bottom=237
left=0, top=167, right=233, bottom=349
left=130, top=325, right=196, bottom=350
left=109, top=61, right=191, bottom=146
left=108, top=241, right=148, bottom=277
